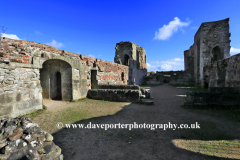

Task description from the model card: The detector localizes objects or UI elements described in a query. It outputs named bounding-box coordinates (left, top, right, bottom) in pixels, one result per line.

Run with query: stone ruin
left=149, top=18, right=237, bottom=89
left=142, top=72, right=163, bottom=85
left=148, top=18, right=240, bottom=90
left=175, top=18, right=240, bottom=108
left=0, top=37, right=151, bottom=159
left=0, top=116, right=63, bottom=160
left=0, top=37, right=148, bottom=118
left=87, top=84, right=150, bottom=102
left=183, top=87, right=240, bottom=108
left=183, top=18, right=231, bottom=88
left=114, top=41, right=147, bottom=85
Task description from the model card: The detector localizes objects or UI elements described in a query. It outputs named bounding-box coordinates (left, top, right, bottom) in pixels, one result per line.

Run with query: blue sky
left=1, top=0, right=240, bottom=72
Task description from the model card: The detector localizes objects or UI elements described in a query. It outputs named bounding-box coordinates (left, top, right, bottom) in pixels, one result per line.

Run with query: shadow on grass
left=182, top=106, right=240, bottom=123
left=51, top=102, right=239, bottom=160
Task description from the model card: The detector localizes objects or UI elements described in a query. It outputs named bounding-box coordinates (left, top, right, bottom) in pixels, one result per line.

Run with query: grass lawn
left=171, top=84, right=208, bottom=92
left=172, top=139, right=240, bottom=159
left=139, top=84, right=162, bottom=88
left=25, top=98, right=130, bottom=134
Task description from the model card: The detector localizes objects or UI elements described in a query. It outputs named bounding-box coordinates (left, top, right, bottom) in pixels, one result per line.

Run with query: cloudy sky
left=1, top=0, right=240, bottom=71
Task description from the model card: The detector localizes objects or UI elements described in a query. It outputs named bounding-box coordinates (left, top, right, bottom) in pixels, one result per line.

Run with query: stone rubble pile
left=0, top=116, right=63, bottom=160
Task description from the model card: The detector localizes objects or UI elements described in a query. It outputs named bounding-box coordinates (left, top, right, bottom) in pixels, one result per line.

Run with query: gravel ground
left=52, top=84, right=240, bottom=160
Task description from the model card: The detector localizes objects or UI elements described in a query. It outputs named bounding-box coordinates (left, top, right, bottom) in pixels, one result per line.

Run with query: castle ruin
left=0, top=38, right=147, bottom=118
left=165, top=18, right=240, bottom=89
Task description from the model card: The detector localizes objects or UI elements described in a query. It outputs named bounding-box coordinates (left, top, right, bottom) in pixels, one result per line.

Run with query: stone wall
left=183, top=87, right=240, bottom=108
left=114, top=41, right=147, bottom=85
left=169, top=71, right=195, bottom=86
left=0, top=63, right=42, bottom=118
left=142, top=73, right=163, bottom=85
left=0, top=37, right=130, bottom=118
left=87, top=89, right=141, bottom=102
left=87, top=85, right=150, bottom=102
left=192, top=18, right=230, bottom=87
left=204, top=53, right=240, bottom=87
left=168, top=18, right=231, bottom=87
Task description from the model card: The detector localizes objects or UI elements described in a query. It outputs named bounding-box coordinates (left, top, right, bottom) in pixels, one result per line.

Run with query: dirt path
left=43, top=99, right=76, bottom=112
left=52, top=84, right=240, bottom=160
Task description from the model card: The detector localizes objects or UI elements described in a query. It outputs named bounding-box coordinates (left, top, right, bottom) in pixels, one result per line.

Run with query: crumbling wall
left=205, top=53, right=240, bottom=87
left=169, top=71, right=194, bottom=86
left=192, top=18, right=230, bottom=87
left=184, top=45, right=194, bottom=78
left=183, top=87, right=240, bottom=108
left=80, top=55, right=128, bottom=88
left=0, top=63, right=42, bottom=118
left=142, top=73, right=163, bottom=85
left=87, top=89, right=141, bottom=102
left=114, top=41, right=147, bottom=85
left=0, top=37, right=129, bottom=118
left=87, top=85, right=151, bottom=102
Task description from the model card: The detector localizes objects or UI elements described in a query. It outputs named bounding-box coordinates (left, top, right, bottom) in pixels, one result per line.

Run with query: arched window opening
left=123, top=54, right=130, bottom=66
left=121, top=72, right=124, bottom=81
left=212, top=46, right=222, bottom=62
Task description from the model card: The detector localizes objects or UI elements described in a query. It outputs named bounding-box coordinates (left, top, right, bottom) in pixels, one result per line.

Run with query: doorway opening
left=51, top=71, right=62, bottom=100
left=91, top=70, right=98, bottom=89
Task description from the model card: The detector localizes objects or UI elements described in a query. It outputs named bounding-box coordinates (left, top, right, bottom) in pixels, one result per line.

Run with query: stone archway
left=40, top=59, right=72, bottom=100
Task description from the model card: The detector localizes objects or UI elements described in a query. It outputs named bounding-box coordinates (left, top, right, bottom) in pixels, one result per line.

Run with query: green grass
left=25, top=99, right=130, bottom=134
left=172, top=139, right=240, bottom=159
left=140, top=84, right=162, bottom=88
left=26, top=105, right=48, bottom=119
left=171, top=84, right=208, bottom=92
left=172, top=119, right=240, bottom=159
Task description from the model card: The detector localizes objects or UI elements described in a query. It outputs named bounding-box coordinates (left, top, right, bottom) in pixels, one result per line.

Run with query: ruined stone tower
left=114, top=41, right=147, bottom=85
left=184, top=18, right=231, bottom=87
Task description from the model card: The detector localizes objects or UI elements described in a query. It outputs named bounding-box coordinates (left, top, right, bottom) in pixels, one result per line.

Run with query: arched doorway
left=40, top=59, right=72, bottom=100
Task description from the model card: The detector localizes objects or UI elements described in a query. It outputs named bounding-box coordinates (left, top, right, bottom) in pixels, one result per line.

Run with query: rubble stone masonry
left=0, top=37, right=130, bottom=118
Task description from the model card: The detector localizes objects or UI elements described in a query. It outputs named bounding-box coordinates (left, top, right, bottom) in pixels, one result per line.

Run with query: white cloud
left=35, top=31, right=42, bottom=35
left=149, top=58, right=184, bottom=71
left=147, top=63, right=157, bottom=71
left=88, top=54, right=95, bottom=58
left=46, top=40, right=64, bottom=48
left=0, top=33, right=20, bottom=40
left=154, top=17, right=191, bottom=40
left=151, top=58, right=184, bottom=65
left=158, top=64, right=173, bottom=70
left=230, top=47, right=240, bottom=54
